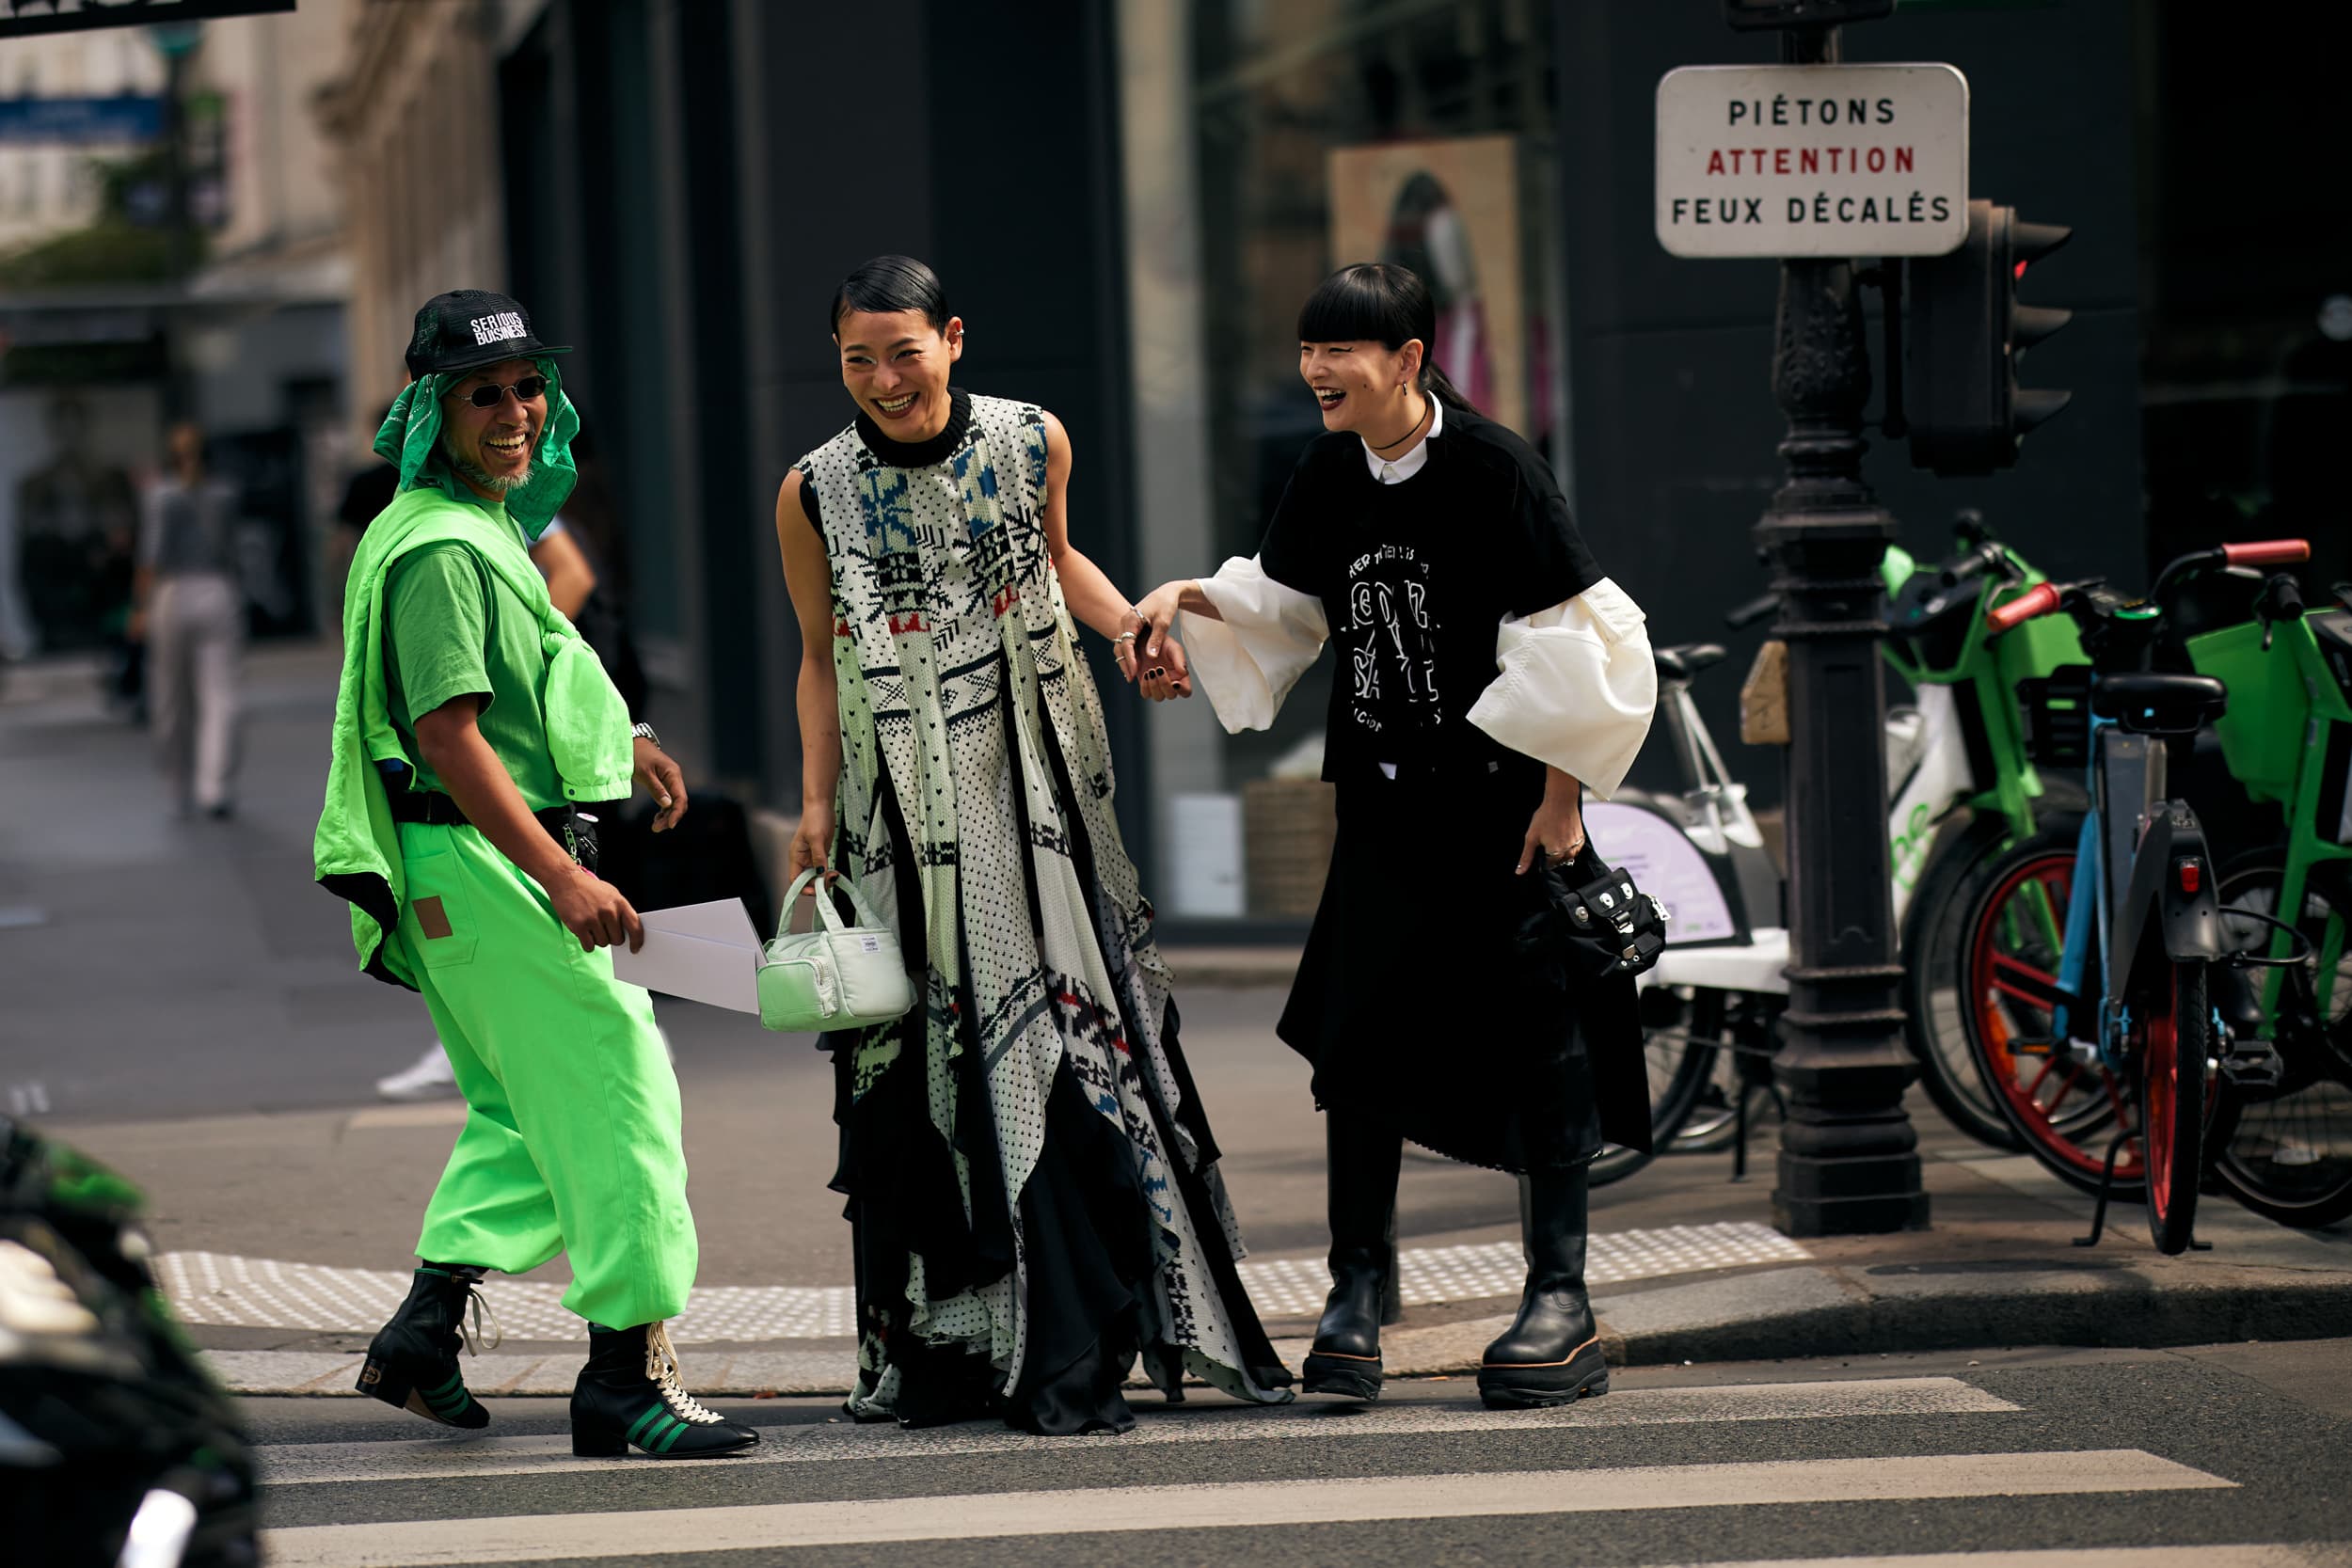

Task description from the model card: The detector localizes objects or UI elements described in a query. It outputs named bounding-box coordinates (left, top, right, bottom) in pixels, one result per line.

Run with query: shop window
left=1190, top=0, right=1563, bottom=789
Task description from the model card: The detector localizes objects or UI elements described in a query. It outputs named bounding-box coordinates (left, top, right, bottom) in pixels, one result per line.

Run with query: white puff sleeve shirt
left=1179, top=404, right=1655, bottom=800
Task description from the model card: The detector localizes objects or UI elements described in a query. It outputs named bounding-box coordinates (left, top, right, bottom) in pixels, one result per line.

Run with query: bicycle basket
left=2017, top=663, right=2093, bottom=768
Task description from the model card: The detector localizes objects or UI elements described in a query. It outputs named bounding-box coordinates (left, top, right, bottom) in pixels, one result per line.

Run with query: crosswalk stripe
left=1663, top=1551, right=2352, bottom=1568
left=256, top=1375, right=2016, bottom=1487
left=257, top=1449, right=2233, bottom=1564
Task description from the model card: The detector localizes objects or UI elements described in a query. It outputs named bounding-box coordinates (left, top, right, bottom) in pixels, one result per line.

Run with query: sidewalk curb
left=203, top=1261, right=2352, bottom=1396
left=1592, top=1261, right=2352, bottom=1369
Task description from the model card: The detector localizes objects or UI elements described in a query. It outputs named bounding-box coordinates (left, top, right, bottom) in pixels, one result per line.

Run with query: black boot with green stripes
left=571, top=1322, right=759, bottom=1458
left=355, top=1263, right=496, bottom=1430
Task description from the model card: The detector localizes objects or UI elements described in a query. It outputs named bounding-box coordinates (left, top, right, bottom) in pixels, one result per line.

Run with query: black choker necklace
left=1367, top=393, right=1431, bottom=454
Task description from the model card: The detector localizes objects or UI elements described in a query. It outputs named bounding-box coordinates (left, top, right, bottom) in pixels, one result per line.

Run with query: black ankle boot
left=356, top=1263, right=494, bottom=1429
left=571, top=1322, right=759, bottom=1458
left=1478, top=1164, right=1608, bottom=1410
left=1302, top=1114, right=1403, bottom=1401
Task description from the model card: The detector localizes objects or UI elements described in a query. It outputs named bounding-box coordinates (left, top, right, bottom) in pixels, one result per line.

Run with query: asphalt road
left=240, top=1341, right=2352, bottom=1566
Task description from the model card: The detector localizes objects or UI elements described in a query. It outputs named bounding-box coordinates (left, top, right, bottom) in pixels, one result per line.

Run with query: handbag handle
left=775, top=867, right=886, bottom=940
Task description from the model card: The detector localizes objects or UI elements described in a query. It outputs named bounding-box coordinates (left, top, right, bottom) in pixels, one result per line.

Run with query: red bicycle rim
left=1965, top=850, right=2140, bottom=1180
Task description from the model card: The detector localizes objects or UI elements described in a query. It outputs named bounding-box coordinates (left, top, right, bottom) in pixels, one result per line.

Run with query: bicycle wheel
left=1588, top=989, right=1717, bottom=1187
left=1957, top=837, right=2140, bottom=1196
left=2137, top=958, right=2207, bottom=1255
left=1903, top=816, right=2036, bottom=1151
left=1669, top=990, right=1774, bottom=1153
left=2210, top=856, right=2352, bottom=1228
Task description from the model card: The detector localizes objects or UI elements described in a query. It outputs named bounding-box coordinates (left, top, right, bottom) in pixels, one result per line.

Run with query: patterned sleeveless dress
left=795, top=389, right=1291, bottom=1433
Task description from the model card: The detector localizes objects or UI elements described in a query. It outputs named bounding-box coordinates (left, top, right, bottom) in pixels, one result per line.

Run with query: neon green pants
left=385, top=820, right=696, bottom=1330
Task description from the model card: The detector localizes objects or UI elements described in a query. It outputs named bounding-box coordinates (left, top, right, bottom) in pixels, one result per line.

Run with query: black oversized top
left=1257, top=400, right=1603, bottom=784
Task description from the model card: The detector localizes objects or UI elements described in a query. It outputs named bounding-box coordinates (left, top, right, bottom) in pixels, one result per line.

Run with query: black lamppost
left=1744, top=14, right=1931, bottom=1236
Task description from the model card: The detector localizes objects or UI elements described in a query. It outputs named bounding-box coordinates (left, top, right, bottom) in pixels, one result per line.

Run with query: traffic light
left=1905, top=199, right=2073, bottom=476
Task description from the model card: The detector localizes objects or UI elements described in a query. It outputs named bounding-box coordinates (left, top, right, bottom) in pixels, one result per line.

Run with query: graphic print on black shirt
left=1343, top=540, right=1442, bottom=744
left=1258, top=401, right=1607, bottom=783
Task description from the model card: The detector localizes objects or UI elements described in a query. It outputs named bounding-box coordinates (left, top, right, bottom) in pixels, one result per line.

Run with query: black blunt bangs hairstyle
left=1295, top=261, right=1478, bottom=413
left=830, top=254, right=951, bottom=336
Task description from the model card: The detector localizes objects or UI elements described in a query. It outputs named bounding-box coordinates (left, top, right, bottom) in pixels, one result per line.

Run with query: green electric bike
left=2183, top=566, right=2352, bottom=1227
left=1879, top=517, right=2088, bottom=1150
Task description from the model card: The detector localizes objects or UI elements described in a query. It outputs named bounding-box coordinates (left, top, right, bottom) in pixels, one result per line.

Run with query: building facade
left=0, top=0, right=355, bottom=657
left=309, top=0, right=2330, bottom=927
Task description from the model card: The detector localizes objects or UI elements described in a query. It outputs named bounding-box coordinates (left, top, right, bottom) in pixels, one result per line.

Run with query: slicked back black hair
left=830, top=255, right=951, bottom=335
left=1295, top=261, right=1477, bottom=413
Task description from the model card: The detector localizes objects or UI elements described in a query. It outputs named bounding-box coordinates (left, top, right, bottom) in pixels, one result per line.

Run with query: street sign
left=1656, top=63, right=1968, bottom=258
left=0, top=0, right=291, bottom=40
left=0, top=95, right=164, bottom=145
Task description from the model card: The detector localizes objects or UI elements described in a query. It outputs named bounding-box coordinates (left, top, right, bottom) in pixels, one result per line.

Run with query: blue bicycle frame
left=2051, top=716, right=2165, bottom=1072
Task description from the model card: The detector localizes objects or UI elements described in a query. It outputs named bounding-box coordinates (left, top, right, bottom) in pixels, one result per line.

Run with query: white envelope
left=612, top=899, right=762, bottom=1014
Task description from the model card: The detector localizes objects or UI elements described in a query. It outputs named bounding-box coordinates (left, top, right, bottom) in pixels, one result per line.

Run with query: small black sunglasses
left=456, top=374, right=548, bottom=409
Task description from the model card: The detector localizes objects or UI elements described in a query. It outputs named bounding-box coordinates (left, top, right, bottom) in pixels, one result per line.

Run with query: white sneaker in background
left=375, top=1044, right=458, bottom=1101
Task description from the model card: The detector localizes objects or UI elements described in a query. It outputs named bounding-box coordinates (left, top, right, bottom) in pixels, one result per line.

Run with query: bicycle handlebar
left=1984, top=581, right=2061, bottom=636
left=1725, top=592, right=1781, bottom=631
left=2260, top=573, right=2307, bottom=624
left=2223, top=539, right=2312, bottom=568
left=1939, top=541, right=2013, bottom=589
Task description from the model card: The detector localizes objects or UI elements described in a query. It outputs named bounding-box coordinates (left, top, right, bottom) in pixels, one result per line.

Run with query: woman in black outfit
left=1130, top=263, right=1658, bottom=1410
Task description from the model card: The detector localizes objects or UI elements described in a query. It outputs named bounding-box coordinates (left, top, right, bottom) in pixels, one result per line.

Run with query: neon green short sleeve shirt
left=384, top=538, right=565, bottom=812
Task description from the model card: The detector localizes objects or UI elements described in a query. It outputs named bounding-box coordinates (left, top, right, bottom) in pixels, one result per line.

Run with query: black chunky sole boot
left=1302, top=1113, right=1403, bottom=1402
left=356, top=1264, right=495, bottom=1430
left=571, top=1322, right=760, bottom=1459
left=1478, top=1164, right=1609, bottom=1411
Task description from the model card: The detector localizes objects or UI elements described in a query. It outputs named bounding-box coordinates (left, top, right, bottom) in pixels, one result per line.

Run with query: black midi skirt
left=1277, top=758, right=1649, bottom=1173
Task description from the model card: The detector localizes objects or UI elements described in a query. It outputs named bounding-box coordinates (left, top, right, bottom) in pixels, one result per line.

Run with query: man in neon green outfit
left=315, top=290, right=755, bottom=1459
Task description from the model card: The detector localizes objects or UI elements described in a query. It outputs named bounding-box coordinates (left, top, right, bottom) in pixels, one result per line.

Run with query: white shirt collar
left=1361, top=395, right=1443, bottom=484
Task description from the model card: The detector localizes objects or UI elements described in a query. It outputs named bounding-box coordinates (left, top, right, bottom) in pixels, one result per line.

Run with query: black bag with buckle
left=1518, top=847, right=1669, bottom=981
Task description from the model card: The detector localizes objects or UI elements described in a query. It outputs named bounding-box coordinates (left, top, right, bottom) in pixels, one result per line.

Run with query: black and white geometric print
left=797, top=396, right=1284, bottom=1416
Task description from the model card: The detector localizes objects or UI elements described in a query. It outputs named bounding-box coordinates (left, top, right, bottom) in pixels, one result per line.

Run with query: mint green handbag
left=757, top=869, right=917, bottom=1033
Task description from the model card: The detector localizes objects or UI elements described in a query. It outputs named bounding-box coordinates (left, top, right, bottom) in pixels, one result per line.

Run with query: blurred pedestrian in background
left=776, top=255, right=1287, bottom=1434
left=135, top=420, right=247, bottom=820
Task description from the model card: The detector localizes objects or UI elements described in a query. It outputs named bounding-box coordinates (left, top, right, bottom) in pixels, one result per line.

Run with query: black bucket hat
left=404, top=289, right=573, bottom=378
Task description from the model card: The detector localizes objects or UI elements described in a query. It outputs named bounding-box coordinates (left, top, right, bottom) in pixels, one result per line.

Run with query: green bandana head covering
left=373, top=355, right=579, bottom=540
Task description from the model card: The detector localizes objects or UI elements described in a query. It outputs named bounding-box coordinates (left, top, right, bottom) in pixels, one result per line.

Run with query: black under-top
left=798, top=388, right=974, bottom=532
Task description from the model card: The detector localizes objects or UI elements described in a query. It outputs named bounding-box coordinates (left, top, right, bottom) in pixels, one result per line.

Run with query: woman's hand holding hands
left=1118, top=584, right=1194, bottom=703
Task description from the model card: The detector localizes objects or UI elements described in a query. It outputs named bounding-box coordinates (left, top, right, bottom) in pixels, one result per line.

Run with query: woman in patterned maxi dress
left=773, top=256, right=1293, bottom=1434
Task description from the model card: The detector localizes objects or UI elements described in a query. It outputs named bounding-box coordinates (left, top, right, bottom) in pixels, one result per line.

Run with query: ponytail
left=1420, top=360, right=1476, bottom=415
